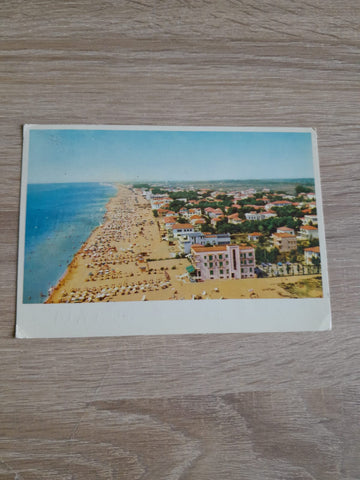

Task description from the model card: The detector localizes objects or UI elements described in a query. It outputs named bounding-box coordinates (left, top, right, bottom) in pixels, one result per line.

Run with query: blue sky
left=27, top=129, right=314, bottom=183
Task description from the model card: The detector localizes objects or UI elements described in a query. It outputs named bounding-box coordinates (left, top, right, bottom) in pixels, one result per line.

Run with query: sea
left=22, top=182, right=117, bottom=304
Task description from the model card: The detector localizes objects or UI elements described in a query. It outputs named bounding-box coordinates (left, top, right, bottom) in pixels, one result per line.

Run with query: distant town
left=140, top=181, right=321, bottom=283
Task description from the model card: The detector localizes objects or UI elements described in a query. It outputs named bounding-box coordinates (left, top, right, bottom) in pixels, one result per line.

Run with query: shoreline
left=45, top=184, right=323, bottom=303
left=45, top=185, right=120, bottom=303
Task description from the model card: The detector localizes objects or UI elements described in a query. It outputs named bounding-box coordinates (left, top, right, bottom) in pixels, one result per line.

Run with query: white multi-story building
left=170, top=223, right=195, bottom=238
left=191, top=244, right=255, bottom=281
left=179, top=232, right=231, bottom=254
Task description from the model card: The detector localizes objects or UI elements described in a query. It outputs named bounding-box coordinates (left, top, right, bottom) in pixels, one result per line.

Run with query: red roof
left=301, top=225, right=318, bottom=230
left=273, top=233, right=297, bottom=238
left=304, top=246, right=320, bottom=253
left=171, top=223, right=194, bottom=230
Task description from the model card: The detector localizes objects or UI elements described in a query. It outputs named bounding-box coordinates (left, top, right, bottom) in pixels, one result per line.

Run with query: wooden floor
left=1, top=1, right=359, bottom=478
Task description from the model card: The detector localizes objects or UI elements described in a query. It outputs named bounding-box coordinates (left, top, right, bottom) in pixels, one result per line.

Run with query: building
left=245, top=211, right=258, bottom=221
left=170, top=223, right=195, bottom=238
left=303, top=214, right=318, bottom=226
left=189, top=214, right=203, bottom=225
left=191, top=244, right=255, bottom=280
left=299, top=225, right=319, bottom=240
left=248, top=232, right=263, bottom=241
left=227, top=213, right=243, bottom=225
left=265, top=200, right=293, bottom=211
left=245, top=210, right=277, bottom=221
left=211, top=216, right=224, bottom=227
left=163, top=217, right=177, bottom=229
left=178, top=232, right=231, bottom=254
left=272, top=233, right=297, bottom=253
left=188, top=207, right=202, bottom=217
left=304, top=246, right=321, bottom=265
left=276, top=226, right=295, bottom=235
left=193, top=218, right=206, bottom=230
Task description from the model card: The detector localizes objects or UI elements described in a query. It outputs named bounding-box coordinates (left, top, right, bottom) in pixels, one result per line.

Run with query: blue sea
left=23, top=182, right=117, bottom=304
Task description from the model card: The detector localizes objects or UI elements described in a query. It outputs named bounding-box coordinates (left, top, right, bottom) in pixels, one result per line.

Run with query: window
left=220, top=269, right=223, bottom=274
left=209, top=262, right=213, bottom=268
left=219, top=254, right=223, bottom=259
left=249, top=267, right=252, bottom=272
left=209, top=255, right=213, bottom=260
left=219, top=262, right=223, bottom=267
left=204, top=256, right=207, bottom=259
left=241, top=268, right=244, bottom=273
left=204, top=263, right=207, bottom=267
left=210, top=270, right=214, bottom=275
left=249, top=252, right=252, bottom=257
left=226, top=269, right=229, bottom=274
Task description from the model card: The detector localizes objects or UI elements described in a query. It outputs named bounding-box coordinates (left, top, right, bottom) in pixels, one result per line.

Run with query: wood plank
left=0, top=0, right=359, bottom=478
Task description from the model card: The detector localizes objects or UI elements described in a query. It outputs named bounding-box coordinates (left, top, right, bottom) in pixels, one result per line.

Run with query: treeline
left=255, top=247, right=281, bottom=264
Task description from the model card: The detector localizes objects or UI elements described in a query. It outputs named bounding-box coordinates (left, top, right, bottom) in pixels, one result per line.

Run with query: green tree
left=308, top=238, right=319, bottom=247
left=169, top=199, right=186, bottom=213
left=152, top=209, right=159, bottom=218
left=311, top=256, right=321, bottom=273
left=151, top=187, right=166, bottom=195
left=295, top=184, right=313, bottom=195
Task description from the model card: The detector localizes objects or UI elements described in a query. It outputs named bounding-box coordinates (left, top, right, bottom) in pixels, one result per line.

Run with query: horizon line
left=28, top=177, right=315, bottom=185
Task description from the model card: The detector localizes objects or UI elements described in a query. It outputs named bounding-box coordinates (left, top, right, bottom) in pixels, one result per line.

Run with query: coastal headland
left=46, top=185, right=322, bottom=303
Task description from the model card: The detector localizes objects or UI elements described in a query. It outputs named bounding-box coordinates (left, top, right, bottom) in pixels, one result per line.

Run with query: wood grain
left=0, top=1, right=359, bottom=478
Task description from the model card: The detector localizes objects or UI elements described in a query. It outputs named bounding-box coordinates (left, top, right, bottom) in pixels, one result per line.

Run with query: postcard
left=16, top=125, right=331, bottom=338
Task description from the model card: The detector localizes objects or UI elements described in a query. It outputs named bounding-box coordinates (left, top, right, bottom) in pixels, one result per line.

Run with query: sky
left=27, top=128, right=315, bottom=183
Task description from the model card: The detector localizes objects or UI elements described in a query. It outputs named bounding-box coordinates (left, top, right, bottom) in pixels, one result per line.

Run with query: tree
left=177, top=216, right=187, bottom=224
left=258, top=235, right=267, bottom=246
left=295, top=184, right=313, bottom=195
left=227, top=207, right=239, bottom=215
left=273, top=206, right=303, bottom=218
left=200, top=224, right=215, bottom=234
left=168, top=199, right=186, bottom=213
left=290, top=250, right=297, bottom=263
left=152, top=209, right=159, bottom=218
left=308, top=238, right=319, bottom=247
left=311, top=256, right=321, bottom=273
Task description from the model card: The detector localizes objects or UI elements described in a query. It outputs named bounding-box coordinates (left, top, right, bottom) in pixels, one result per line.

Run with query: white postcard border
left=16, top=125, right=331, bottom=338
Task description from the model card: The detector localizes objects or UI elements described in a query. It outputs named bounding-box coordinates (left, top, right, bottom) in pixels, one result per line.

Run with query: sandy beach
left=47, top=186, right=322, bottom=303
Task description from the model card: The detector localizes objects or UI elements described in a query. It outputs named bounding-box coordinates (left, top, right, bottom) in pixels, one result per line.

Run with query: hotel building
left=272, top=232, right=297, bottom=253
left=190, top=244, right=255, bottom=281
left=179, top=232, right=231, bottom=254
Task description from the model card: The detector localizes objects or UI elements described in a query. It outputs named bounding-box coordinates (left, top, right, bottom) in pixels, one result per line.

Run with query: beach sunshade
left=186, top=265, right=195, bottom=273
